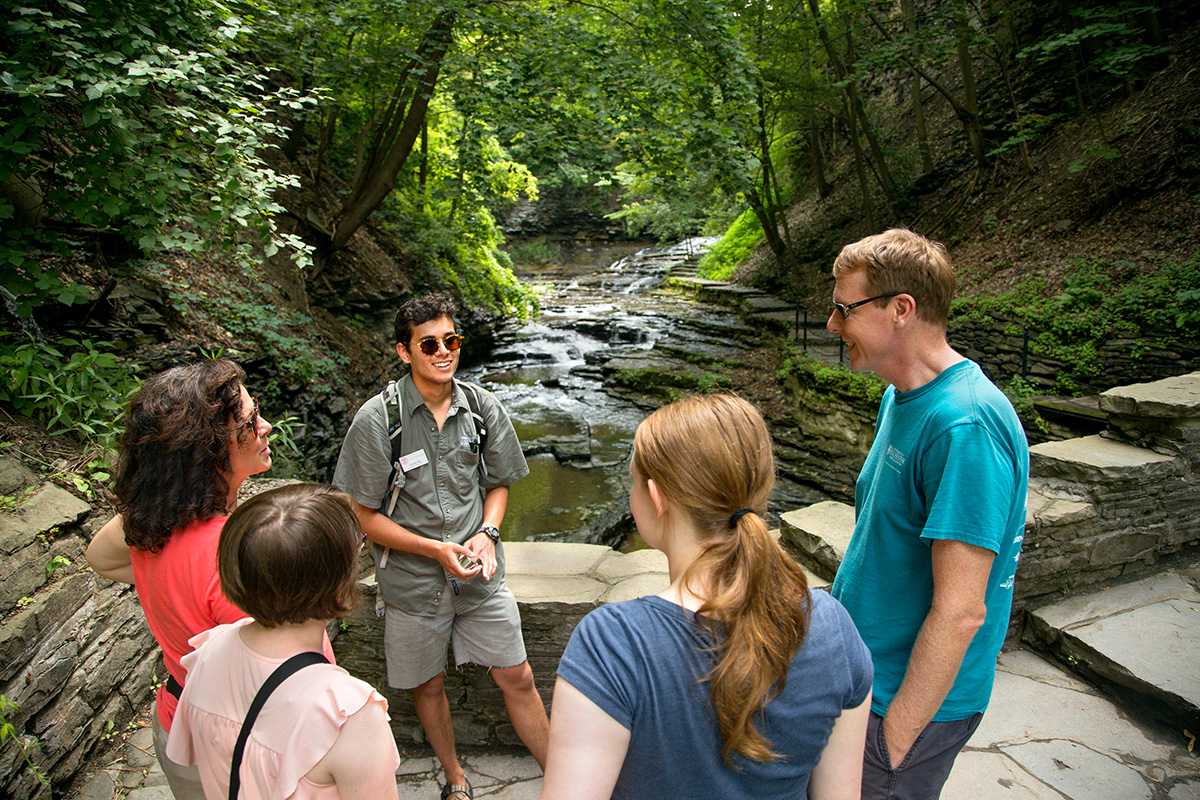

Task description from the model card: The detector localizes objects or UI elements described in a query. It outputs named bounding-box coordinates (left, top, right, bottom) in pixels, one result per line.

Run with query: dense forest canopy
left=2, top=0, right=1197, bottom=451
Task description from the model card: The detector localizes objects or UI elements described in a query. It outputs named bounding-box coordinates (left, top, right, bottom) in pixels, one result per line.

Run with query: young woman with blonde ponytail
left=541, top=395, right=872, bottom=800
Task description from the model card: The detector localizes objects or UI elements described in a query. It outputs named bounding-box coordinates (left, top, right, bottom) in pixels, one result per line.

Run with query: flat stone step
left=1027, top=570, right=1200, bottom=732
left=778, top=501, right=854, bottom=582
left=1100, top=371, right=1200, bottom=418
left=1029, top=434, right=1183, bottom=485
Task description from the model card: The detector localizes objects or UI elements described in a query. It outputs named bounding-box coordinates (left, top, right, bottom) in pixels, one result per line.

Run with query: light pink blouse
left=166, top=620, right=399, bottom=800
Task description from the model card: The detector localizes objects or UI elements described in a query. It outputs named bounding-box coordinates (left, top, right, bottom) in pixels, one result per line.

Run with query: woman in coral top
left=167, top=484, right=399, bottom=800
left=86, top=359, right=281, bottom=799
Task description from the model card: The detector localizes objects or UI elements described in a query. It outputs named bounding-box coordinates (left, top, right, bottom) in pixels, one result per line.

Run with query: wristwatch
left=479, top=525, right=500, bottom=543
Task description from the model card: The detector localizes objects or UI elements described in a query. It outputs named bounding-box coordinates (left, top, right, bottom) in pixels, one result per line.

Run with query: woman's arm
left=539, top=678, right=631, bottom=800
left=85, top=515, right=135, bottom=584
left=808, top=691, right=871, bottom=800
left=316, top=699, right=400, bottom=800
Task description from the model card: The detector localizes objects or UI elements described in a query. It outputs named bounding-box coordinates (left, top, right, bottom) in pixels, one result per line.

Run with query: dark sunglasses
left=832, top=293, right=901, bottom=319
left=414, top=333, right=465, bottom=356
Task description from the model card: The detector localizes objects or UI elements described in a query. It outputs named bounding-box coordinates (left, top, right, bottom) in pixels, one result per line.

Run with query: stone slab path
left=73, top=644, right=1198, bottom=800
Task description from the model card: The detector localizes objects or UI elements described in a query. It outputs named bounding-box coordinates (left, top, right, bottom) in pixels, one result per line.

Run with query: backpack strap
left=458, top=382, right=490, bottom=483
left=228, top=651, right=329, bottom=800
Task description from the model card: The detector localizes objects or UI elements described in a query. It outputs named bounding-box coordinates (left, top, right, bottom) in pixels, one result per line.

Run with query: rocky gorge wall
left=0, top=462, right=157, bottom=800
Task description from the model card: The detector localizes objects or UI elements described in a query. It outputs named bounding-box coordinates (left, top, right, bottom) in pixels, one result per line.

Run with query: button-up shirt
left=333, top=375, right=529, bottom=616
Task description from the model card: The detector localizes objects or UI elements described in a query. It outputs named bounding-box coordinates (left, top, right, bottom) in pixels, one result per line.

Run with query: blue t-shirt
left=832, top=359, right=1028, bottom=721
left=557, top=591, right=872, bottom=799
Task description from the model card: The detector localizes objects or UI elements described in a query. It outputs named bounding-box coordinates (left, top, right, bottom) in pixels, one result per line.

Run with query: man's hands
left=464, top=532, right=498, bottom=580
left=437, top=539, right=484, bottom=580
left=433, top=532, right=497, bottom=581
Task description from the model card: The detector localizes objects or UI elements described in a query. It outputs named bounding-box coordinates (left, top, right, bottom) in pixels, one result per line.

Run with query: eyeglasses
left=413, top=333, right=465, bottom=356
left=242, top=398, right=260, bottom=435
left=832, top=293, right=902, bottom=319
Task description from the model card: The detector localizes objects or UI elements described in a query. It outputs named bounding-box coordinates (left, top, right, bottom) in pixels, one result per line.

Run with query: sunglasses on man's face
left=414, top=333, right=465, bottom=356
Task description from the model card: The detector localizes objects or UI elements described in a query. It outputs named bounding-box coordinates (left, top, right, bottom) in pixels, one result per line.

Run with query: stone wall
left=1020, top=373, right=1200, bottom=597
left=332, top=543, right=669, bottom=751
left=0, top=463, right=157, bottom=800
left=948, top=316, right=1200, bottom=395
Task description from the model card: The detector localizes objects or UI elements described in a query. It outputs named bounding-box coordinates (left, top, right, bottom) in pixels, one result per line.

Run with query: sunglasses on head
left=414, top=333, right=465, bottom=356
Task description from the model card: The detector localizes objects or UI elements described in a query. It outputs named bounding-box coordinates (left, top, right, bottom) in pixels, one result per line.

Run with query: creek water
left=458, top=238, right=825, bottom=549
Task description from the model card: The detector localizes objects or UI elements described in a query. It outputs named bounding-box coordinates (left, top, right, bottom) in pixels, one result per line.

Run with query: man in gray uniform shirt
left=333, top=294, right=547, bottom=800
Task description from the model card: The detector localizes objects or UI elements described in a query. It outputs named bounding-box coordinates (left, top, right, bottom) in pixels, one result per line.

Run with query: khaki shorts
left=384, top=582, right=528, bottom=690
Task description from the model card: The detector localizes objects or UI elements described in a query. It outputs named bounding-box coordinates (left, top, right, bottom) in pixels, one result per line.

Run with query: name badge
left=399, top=449, right=429, bottom=472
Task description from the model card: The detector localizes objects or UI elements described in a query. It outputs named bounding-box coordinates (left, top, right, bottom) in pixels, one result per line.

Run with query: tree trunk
left=320, top=10, right=458, bottom=263
left=807, top=0, right=897, bottom=205
left=901, top=0, right=933, bottom=173
left=953, top=0, right=987, bottom=168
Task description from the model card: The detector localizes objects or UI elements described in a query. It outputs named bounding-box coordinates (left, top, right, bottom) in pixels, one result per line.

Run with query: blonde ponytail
left=634, top=395, right=811, bottom=764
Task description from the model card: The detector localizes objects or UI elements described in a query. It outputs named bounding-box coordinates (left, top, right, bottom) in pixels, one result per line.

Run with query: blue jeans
left=861, top=710, right=982, bottom=800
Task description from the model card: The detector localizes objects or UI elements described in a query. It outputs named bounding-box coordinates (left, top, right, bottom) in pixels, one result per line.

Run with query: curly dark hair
left=394, top=293, right=457, bottom=345
left=114, top=359, right=249, bottom=552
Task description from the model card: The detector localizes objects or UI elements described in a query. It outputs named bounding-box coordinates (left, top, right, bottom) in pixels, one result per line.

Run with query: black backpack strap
left=228, top=651, right=329, bottom=800
left=460, top=382, right=489, bottom=483
left=381, top=380, right=405, bottom=467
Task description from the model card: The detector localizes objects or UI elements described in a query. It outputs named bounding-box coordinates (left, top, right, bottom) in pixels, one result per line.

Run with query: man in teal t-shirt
left=827, top=229, right=1029, bottom=800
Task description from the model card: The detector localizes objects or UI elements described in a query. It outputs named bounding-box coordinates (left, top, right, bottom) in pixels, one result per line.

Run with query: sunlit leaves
left=0, top=0, right=315, bottom=279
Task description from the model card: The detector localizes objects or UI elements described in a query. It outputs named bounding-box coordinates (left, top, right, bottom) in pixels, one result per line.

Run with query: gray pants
left=151, top=705, right=206, bottom=800
left=861, top=710, right=982, bottom=800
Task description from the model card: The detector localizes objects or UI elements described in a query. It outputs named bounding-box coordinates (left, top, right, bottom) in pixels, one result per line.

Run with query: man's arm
left=353, top=501, right=479, bottom=579
left=463, top=486, right=508, bottom=581
left=881, top=538, right=992, bottom=767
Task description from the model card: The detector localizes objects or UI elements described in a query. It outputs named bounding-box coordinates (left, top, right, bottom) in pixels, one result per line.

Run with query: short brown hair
left=832, top=228, right=956, bottom=326
left=394, top=293, right=457, bottom=346
left=218, top=484, right=361, bottom=627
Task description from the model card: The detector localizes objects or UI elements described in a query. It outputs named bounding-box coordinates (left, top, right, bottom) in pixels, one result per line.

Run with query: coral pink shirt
left=130, top=516, right=246, bottom=729
left=129, top=516, right=336, bottom=729
left=167, top=621, right=398, bottom=800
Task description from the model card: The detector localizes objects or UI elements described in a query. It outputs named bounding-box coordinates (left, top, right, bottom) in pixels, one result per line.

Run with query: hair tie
left=729, top=507, right=754, bottom=527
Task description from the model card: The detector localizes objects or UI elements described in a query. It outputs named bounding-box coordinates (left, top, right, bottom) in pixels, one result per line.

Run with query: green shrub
left=951, top=255, right=1200, bottom=391
left=777, top=351, right=887, bottom=406
left=697, top=208, right=764, bottom=281
left=0, top=333, right=140, bottom=449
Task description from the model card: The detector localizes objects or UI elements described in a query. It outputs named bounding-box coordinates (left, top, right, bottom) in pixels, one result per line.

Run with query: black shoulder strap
left=381, top=380, right=405, bottom=467
left=461, top=382, right=489, bottom=455
left=228, top=651, right=329, bottom=800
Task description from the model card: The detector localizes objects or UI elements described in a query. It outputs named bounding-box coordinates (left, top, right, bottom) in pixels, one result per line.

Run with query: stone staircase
left=780, top=372, right=1200, bottom=738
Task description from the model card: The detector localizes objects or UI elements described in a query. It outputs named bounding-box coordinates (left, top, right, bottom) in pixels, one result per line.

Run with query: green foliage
left=507, top=237, right=558, bottom=267
left=1069, top=141, right=1120, bottom=174
left=1002, top=377, right=1050, bottom=434
left=45, top=555, right=70, bottom=581
left=1018, top=3, right=1168, bottom=81
left=0, top=695, right=48, bottom=787
left=158, top=273, right=347, bottom=383
left=952, top=256, right=1200, bottom=389
left=0, top=265, right=91, bottom=319
left=697, top=208, right=764, bottom=280
left=988, top=113, right=1061, bottom=160
left=0, top=333, right=140, bottom=449
left=1, top=0, right=313, bottom=289
left=0, top=486, right=34, bottom=514
left=776, top=351, right=887, bottom=406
